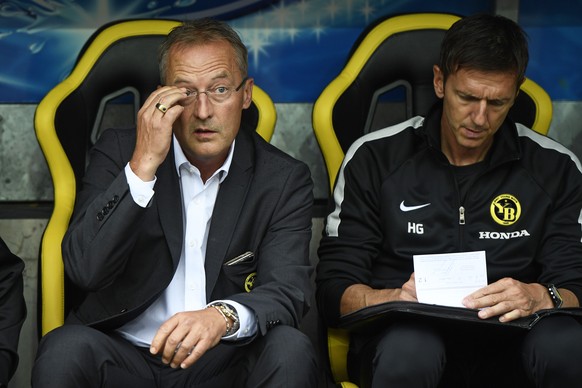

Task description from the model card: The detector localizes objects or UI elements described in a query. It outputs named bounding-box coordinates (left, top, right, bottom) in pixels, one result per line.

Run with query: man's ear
left=433, top=65, right=445, bottom=99
left=243, top=77, right=254, bottom=109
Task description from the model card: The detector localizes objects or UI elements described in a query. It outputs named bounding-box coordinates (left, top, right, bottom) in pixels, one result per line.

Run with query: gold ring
left=155, top=102, right=168, bottom=113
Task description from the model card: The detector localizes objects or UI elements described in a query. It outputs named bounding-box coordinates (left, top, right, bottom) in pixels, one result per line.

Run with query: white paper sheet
left=413, top=250, right=488, bottom=308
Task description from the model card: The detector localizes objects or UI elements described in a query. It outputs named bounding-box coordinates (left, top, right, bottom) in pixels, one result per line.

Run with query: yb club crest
left=490, top=194, right=521, bottom=226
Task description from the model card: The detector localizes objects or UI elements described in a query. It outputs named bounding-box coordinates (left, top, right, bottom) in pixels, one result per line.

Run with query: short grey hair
left=158, top=18, right=248, bottom=84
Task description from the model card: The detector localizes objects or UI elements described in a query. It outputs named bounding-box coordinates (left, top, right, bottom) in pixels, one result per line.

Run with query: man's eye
left=214, top=86, right=228, bottom=94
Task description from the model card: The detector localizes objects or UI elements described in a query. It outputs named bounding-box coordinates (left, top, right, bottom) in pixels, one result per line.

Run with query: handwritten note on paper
left=413, top=251, right=488, bottom=308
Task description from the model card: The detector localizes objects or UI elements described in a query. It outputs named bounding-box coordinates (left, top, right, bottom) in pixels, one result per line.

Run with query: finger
left=466, top=284, right=492, bottom=300
left=162, top=330, right=189, bottom=365
left=499, top=309, right=522, bottom=322
left=179, top=337, right=213, bottom=369
left=463, top=283, right=499, bottom=308
left=155, top=101, right=170, bottom=114
left=149, top=97, right=187, bottom=126
left=138, top=86, right=184, bottom=121
left=151, top=87, right=189, bottom=112
left=169, top=332, right=200, bottom=368
left=141, top=86, right=173, bottom=113
left=150, top=318, right=179, bottom=357
left=477, top=299, right=514, bottom=320
left=177, top=310, right=226, bottom=369
left=467, top=291, right=502, bottom=310
left=169, top=340, right=193, bottom=368
left=168, top=340, right=183, bottom=367
left=159, top=104, right=185, bottom=122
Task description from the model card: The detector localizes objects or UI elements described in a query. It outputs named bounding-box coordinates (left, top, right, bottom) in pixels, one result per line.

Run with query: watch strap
left=544, top=283, right=563, bottom=308
left=210, top=302, right=240, bottom=336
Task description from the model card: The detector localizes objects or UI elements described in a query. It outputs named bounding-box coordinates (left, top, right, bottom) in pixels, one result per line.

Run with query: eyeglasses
left=183, top=77, right=248, bottom=104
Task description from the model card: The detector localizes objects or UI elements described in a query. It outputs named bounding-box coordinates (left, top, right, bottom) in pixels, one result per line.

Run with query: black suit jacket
left=0, top=237, right=26, bottom=384
left=62, top=127, right=314, bottom=338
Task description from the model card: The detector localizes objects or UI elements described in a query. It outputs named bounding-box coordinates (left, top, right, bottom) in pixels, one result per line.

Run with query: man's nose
left=193, top=93, right=213, bottom=119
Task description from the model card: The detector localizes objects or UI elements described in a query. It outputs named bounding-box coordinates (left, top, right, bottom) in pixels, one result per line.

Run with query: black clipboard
left=338, top=301, right=582, bottom=333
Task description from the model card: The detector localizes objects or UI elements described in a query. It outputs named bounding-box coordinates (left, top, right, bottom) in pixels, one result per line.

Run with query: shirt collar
left=173, top=135, right=234, bottom=183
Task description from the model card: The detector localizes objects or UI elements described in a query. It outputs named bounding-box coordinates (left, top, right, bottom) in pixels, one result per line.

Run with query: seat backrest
left=34, top=18, right=277, bottom=336
left=312, top=12, right=552, bottom=194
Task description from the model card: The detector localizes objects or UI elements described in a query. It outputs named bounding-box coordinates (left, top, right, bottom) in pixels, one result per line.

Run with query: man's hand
left=340, top=273, right=418, bottom=315
left=150, top=307, right=228, bottom=369
left=130, top=86, right=188, bottom=181
left=462, top=277, right=550, bottom=322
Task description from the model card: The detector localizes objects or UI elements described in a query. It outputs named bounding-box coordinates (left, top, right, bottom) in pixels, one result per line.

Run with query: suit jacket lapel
left=155, top=143, right=184, bottom=268
left=205, top=130, right=254, bottom=297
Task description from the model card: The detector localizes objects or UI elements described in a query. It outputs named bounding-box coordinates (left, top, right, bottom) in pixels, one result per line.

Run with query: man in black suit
left=32, top=18, right=317, bottom=387
left=0, top=236, right=26, bottom=386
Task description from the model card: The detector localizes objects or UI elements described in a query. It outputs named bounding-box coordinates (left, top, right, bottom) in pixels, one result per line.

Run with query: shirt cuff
left=124, top=163, right=156, bottom=208
left=208, top=300, right=258, bottom=341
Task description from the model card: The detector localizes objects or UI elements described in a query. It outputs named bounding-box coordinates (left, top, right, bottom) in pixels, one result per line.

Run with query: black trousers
left=348, top=316, right=582, bottom=388
left=32, top=324, right=318, bottom=388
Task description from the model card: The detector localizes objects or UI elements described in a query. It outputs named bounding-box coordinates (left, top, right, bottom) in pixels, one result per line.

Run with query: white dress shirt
left=117, top=136, right=257, bottom=347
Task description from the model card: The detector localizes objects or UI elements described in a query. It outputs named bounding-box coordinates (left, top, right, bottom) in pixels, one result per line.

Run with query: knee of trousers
left=522, top=317, right=582, bottom=378
left=254, top=325, right=318, bottom=367
left=524, top=326, right=582, bottom=367
left=374, top=324, right=446, bottom=375
left=262, top=325, right=315, bottom=354
left=35, top=325, right=105, bottom=367
left=243, top=326, right=319, bottom=386
left=32, top=325, right=105, bottom=387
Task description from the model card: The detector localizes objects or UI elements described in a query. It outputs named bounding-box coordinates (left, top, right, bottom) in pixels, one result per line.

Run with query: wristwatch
left=210, top=302, right=240, bottom=336
left=544, top=283, right=563, bottom=308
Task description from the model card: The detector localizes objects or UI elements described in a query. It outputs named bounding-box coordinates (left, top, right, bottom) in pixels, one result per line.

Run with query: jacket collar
left=155, top=139, right=183, bottom=268
left=205, top=129, right=255, bottom=297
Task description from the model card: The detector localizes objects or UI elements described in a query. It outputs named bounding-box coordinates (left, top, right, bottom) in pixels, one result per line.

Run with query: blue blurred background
left=2, top=0, right=581, bottom=104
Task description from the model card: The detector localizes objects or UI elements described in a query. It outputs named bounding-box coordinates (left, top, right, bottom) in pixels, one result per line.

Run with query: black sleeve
left=0, top=237, right=26, bottom=384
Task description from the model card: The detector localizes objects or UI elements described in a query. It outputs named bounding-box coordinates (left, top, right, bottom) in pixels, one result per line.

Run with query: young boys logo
left=490, top=194, right=521, bottom=226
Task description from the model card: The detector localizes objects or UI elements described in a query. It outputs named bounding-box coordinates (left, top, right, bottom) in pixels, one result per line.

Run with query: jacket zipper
left=449, top=167, right=465, bottom=249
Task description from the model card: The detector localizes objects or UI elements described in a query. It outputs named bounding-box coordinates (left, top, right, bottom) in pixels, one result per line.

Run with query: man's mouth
left=195, top=128, right=216, bottom=134
left=463, top=126, right=485, bottom=138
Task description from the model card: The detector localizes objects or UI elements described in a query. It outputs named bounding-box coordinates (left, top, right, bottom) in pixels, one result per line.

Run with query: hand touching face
left=131, top=40, right=253, bottom=182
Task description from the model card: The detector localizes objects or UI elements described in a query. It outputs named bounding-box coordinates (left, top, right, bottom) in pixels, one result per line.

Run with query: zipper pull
left=459, top=206, right=466, bottom=225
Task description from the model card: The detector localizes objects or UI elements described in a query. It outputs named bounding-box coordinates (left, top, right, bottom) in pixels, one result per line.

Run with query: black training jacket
left=316, top=103, right=582, bottom=327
